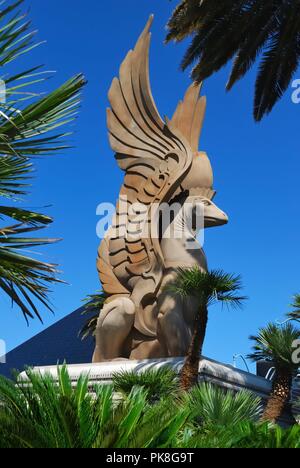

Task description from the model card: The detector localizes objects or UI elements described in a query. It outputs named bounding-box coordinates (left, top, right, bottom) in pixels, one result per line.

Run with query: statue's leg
left=92, top=297, right=135, bottom=362
left=157, top=272, right=192, bottom=357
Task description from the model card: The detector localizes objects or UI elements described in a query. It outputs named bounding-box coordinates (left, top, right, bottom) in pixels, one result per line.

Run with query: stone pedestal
left=19, top=356, right=271, bottom=399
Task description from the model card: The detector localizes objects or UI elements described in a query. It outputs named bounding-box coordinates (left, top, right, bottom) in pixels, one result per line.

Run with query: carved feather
left=171, top=83, right=207, bottom=152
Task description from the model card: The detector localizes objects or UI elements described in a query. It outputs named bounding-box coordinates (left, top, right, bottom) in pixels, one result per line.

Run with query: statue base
left=19, top=356, right=271, bottom=398
left=19, top=356, right=300, bottom=425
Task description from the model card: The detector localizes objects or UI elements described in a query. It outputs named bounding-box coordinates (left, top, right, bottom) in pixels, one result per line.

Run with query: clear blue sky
left=0, top=0, right=299, bottom=372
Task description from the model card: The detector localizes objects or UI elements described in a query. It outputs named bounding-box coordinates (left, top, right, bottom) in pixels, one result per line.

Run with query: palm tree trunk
left=180, top=306, right=208, bottom=391
left=261, top=368, right=294, bottom=423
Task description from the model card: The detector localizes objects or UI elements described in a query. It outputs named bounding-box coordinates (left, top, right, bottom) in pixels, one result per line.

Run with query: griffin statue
left=93, top=16, right=228, bottom=362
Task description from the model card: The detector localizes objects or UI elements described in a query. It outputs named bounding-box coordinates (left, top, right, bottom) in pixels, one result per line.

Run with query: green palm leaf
left=286, top=294, right=300, bottom=323
left=80, top=291, right=107, bottom=340
left=0, top=366, right=189, bottom=448
left=0, top=206, right=52, bottom=225
left=248, top=322, right=300, bottom=370
left=0, top=0, right=85, bottom=320
left=0, top=222, right=62, bottom=321
left=0, top=366, right=300, bottom=448
left=184, top=383, right=262, bottom=427
left=112, top=367, right=178, bottom=403
left=0, top=155, right=31, bottom=198
left=166, top=0, right=300, bottom=121
left=169, top=267, right=246, bottom=309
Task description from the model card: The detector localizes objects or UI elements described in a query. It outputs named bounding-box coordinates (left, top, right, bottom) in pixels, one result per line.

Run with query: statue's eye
left=202, top=200, right=210, bottom=206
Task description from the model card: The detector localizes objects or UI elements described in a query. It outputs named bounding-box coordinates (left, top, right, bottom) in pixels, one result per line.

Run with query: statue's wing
left=100, top=16, right=206, bottom=336
left=171, top=82, right=207, bottom=154
left=108, top=16, right=183, bottom=170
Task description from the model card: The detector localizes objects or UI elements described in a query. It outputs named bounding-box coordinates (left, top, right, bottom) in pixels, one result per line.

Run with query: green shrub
left=112, top=367, right=178, bottom=403
left=0, top=366, right=299, bottom=448
left=185, top=383, right=262, bottom=427
left=0, top=366, right=187, bottom=448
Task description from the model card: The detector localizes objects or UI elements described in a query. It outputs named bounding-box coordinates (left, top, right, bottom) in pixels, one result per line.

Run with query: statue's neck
left=160, top=210, right=207, bottom=270
left=162, top=208, right=197, bottom=241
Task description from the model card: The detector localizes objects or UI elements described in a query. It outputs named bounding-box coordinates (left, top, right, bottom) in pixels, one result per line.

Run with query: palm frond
left=166, top=0, right=205, bottom=43
left=0, top=155, right=32, bottom=199
left=0, top=206, right=52, bottom=225
left=1, top=365, right=300, bottom=448
left=112, top=367, right=178, bottom=403
left=178, top=419, right=300, bottom=449
left=254, top=6, right=300, bottom=121
left=226, top=1, right=280, bottom=90
left=0, top=73, right=85, bottom=157
left=183, top=1, right=249, bottom=80
left=0, top=366, right=188, bottom=448
left=168, top=267, right=246, bottom=309
left=248, top=323, right=300, bottom=370
left=0, top=221, right=62, bottom=321
left=0, top=0, right=85, bottom=320
left=166, top=0, right=300, bottom=120
left=184, top=382, right=262, bottom=427
left=286, top=294, right=300, bottom=323
left=79, top=291, right=107, bottom=340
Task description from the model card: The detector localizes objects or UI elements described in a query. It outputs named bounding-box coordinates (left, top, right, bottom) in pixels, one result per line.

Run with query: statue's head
left=171, top=187, right=227, bottom=237
left=168, top=82, right=229, bottom=232
left=185, top=195, right=228, bottom=230
left=176, top=150, right=228, bottom=230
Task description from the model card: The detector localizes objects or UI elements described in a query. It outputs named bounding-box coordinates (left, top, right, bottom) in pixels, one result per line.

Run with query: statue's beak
left=205, top=210, right=228, bottom=228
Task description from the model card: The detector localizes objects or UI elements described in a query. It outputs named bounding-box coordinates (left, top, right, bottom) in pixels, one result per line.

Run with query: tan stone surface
left=93, top=16, right=228, bottom=362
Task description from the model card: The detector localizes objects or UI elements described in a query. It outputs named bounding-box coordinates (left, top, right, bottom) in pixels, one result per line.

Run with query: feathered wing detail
left=171, top=83, right=207, bottom=153
left=97, top=238, right=130, bottom=296
left=107, top=18, right=180, bottom=169
left=98, top=16, right=206, bottom=336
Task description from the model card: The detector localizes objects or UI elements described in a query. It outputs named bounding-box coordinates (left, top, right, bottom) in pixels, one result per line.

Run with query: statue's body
left=93, top=17, right=228, bottom=362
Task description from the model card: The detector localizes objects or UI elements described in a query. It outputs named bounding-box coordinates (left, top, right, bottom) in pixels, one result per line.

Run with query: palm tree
left=248, top=323, right=300, bottom=424
left=0, top=0, right=85, bottom=320
left=169, top=267, right=245, bottom=390
left=166, top=0, right=300, bottom=121
left=286, top=294, right=300, bottom=323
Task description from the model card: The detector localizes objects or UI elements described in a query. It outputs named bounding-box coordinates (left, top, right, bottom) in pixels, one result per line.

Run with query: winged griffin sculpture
left=93, top=16, right=228, bottom=362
